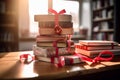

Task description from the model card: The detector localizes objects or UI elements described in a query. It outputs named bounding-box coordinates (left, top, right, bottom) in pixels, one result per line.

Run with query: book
left=36, top=41, right=67, bottom=47
left=39, top=27, right=73, bottom=35
left=64, top=55, right=84, bottom=65
left=76, top=48, right=120, bottom=57
left=79, top=40, right=119, bottom=46
left=34, top=15, right=72, bottom=22
left=36, top=40, right=74, bottom=47
left=35, top=55, right=84, bottom=65
left=33, top=45, right=74, bottom=57
left=36, top=35, right=67, bottom=42
left=35, top=56, right=59, bottom=63
left=38, top=21, right=73, bottom=28
left=75, top=43, right=120, bottom=51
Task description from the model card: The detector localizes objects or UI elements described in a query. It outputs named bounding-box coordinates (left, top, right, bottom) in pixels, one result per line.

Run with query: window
left=28, top=0, right=80, bottom=37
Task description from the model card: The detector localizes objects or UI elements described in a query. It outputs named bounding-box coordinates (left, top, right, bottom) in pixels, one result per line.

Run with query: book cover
left=34, top=15, right=72, bottom=22
left=79, top=40, right=119, bottom=46
left=33, top=45, right=74, bottom=57
left=35, top=55, right=84, bottom=65
left=36, top=35, right=67, bottom=42
left=75, top=48, right=120, bottom=57
left=75, top=44, right=120, bottom=51
left=38, top=22, right=73, bottom=28
left=39, top=27, right=73, bottom=35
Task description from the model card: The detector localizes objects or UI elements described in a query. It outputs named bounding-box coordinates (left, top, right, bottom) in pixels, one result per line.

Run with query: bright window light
left=29, top=0, right=48, bottom=36
left=29, top=0, right=79, bottom=36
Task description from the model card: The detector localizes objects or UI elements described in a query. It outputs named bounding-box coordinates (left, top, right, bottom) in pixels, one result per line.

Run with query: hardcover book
left=79, top=40, right=119, bottom=46
left=34, top=15, right=72, bottom=22
left=76, top=48, right=120, bottom=57
left=33, top=45, right=74, bottom=57
left=39, top=27, right=73, bottom=35
left=75, top=44, right=120, bottom=51
left=35, top=55, right=84, bottom=65
left=35, top=56, right=60, bottom=63
left=36, top=41, right=67, bottom=47
left=38, top=22, right=73, bottom=28
left=36, top=35, right=67, bottom=42
left=36, top=40, right=74, bottom=47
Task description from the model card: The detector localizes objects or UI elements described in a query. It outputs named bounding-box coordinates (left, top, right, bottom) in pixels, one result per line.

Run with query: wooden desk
left=0, top=51, right=120, bottom=80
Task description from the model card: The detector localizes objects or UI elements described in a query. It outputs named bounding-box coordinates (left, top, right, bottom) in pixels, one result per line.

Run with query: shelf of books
left=91, top=0, right=115, bottom=41
left=0, top=0, right=18, bottom=52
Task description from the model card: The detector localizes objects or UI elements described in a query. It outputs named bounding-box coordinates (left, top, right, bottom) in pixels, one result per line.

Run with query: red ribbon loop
left=92, top=50, right=114, bottom=63
left=20, top=54, right=34, bottom=63
left=48, top=8, right=66, bottom=34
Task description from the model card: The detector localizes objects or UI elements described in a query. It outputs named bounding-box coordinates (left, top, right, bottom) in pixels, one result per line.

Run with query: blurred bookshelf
left=91, top=0, right=115, bottom=41
left=0, top=0, right=18, bottom=52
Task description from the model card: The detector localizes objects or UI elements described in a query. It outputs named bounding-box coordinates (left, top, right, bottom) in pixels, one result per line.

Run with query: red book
left=75, top=43, right=120, bottom=51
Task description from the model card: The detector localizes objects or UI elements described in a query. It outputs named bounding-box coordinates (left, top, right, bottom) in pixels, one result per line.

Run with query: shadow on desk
left=56, top=69, right=120, bottom=80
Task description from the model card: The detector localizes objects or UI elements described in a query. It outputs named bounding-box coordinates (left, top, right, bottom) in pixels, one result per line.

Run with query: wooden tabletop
left=0, top=51, right=120, bottom=80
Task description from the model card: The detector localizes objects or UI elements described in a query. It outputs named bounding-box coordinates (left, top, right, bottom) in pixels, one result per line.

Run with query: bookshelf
left=0, top=0, right=18, bottom=52
left=91, top=0, right=115, bottom=41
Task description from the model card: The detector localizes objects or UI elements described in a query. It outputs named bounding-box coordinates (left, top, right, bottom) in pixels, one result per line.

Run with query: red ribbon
left=20, top=54, right=34, bottom=63
left=48, top=8, right=66, bottom=34
left=52, top=34, right=72, bottom=67
left=74, top=50, right=114, bottom=65
left=67, top=35, right=72, bottom=53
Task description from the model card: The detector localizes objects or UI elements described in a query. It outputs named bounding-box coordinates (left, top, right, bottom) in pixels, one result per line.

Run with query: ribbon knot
left=54, top=25, right=62, bottom=34
left=48, top=8, right=66, bottom=34
left=92, top=57, right=100, bottom=63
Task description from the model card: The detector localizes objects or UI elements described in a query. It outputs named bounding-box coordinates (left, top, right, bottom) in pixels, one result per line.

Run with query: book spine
left=36, top=42, right=67, bottom=47
left=36, top=35, right=67, bottom=42
left=35, top=56, right=59, bottom=63
left=39, top=28, right=73, bottom=35
left=75, top=46, right=120, bottom=57
left=38, top=22, right=73, bottom=28
left=75, top=44, right=120, bottom=51
left=79, top=41, right=118, bottom=46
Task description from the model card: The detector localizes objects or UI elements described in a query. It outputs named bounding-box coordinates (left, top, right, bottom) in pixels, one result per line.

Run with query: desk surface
left=0, top=51, right=120, bottom=80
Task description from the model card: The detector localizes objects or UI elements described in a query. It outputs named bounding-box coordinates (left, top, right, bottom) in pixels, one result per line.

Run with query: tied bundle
left=48, top=8, right=66, bottom=35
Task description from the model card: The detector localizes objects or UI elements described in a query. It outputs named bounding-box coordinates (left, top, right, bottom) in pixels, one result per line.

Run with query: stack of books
left=33, top=10, right=84, bottom=65
left=34, top=15, right=73, bottom=35
left=75, top=40, right=120, bottom=58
